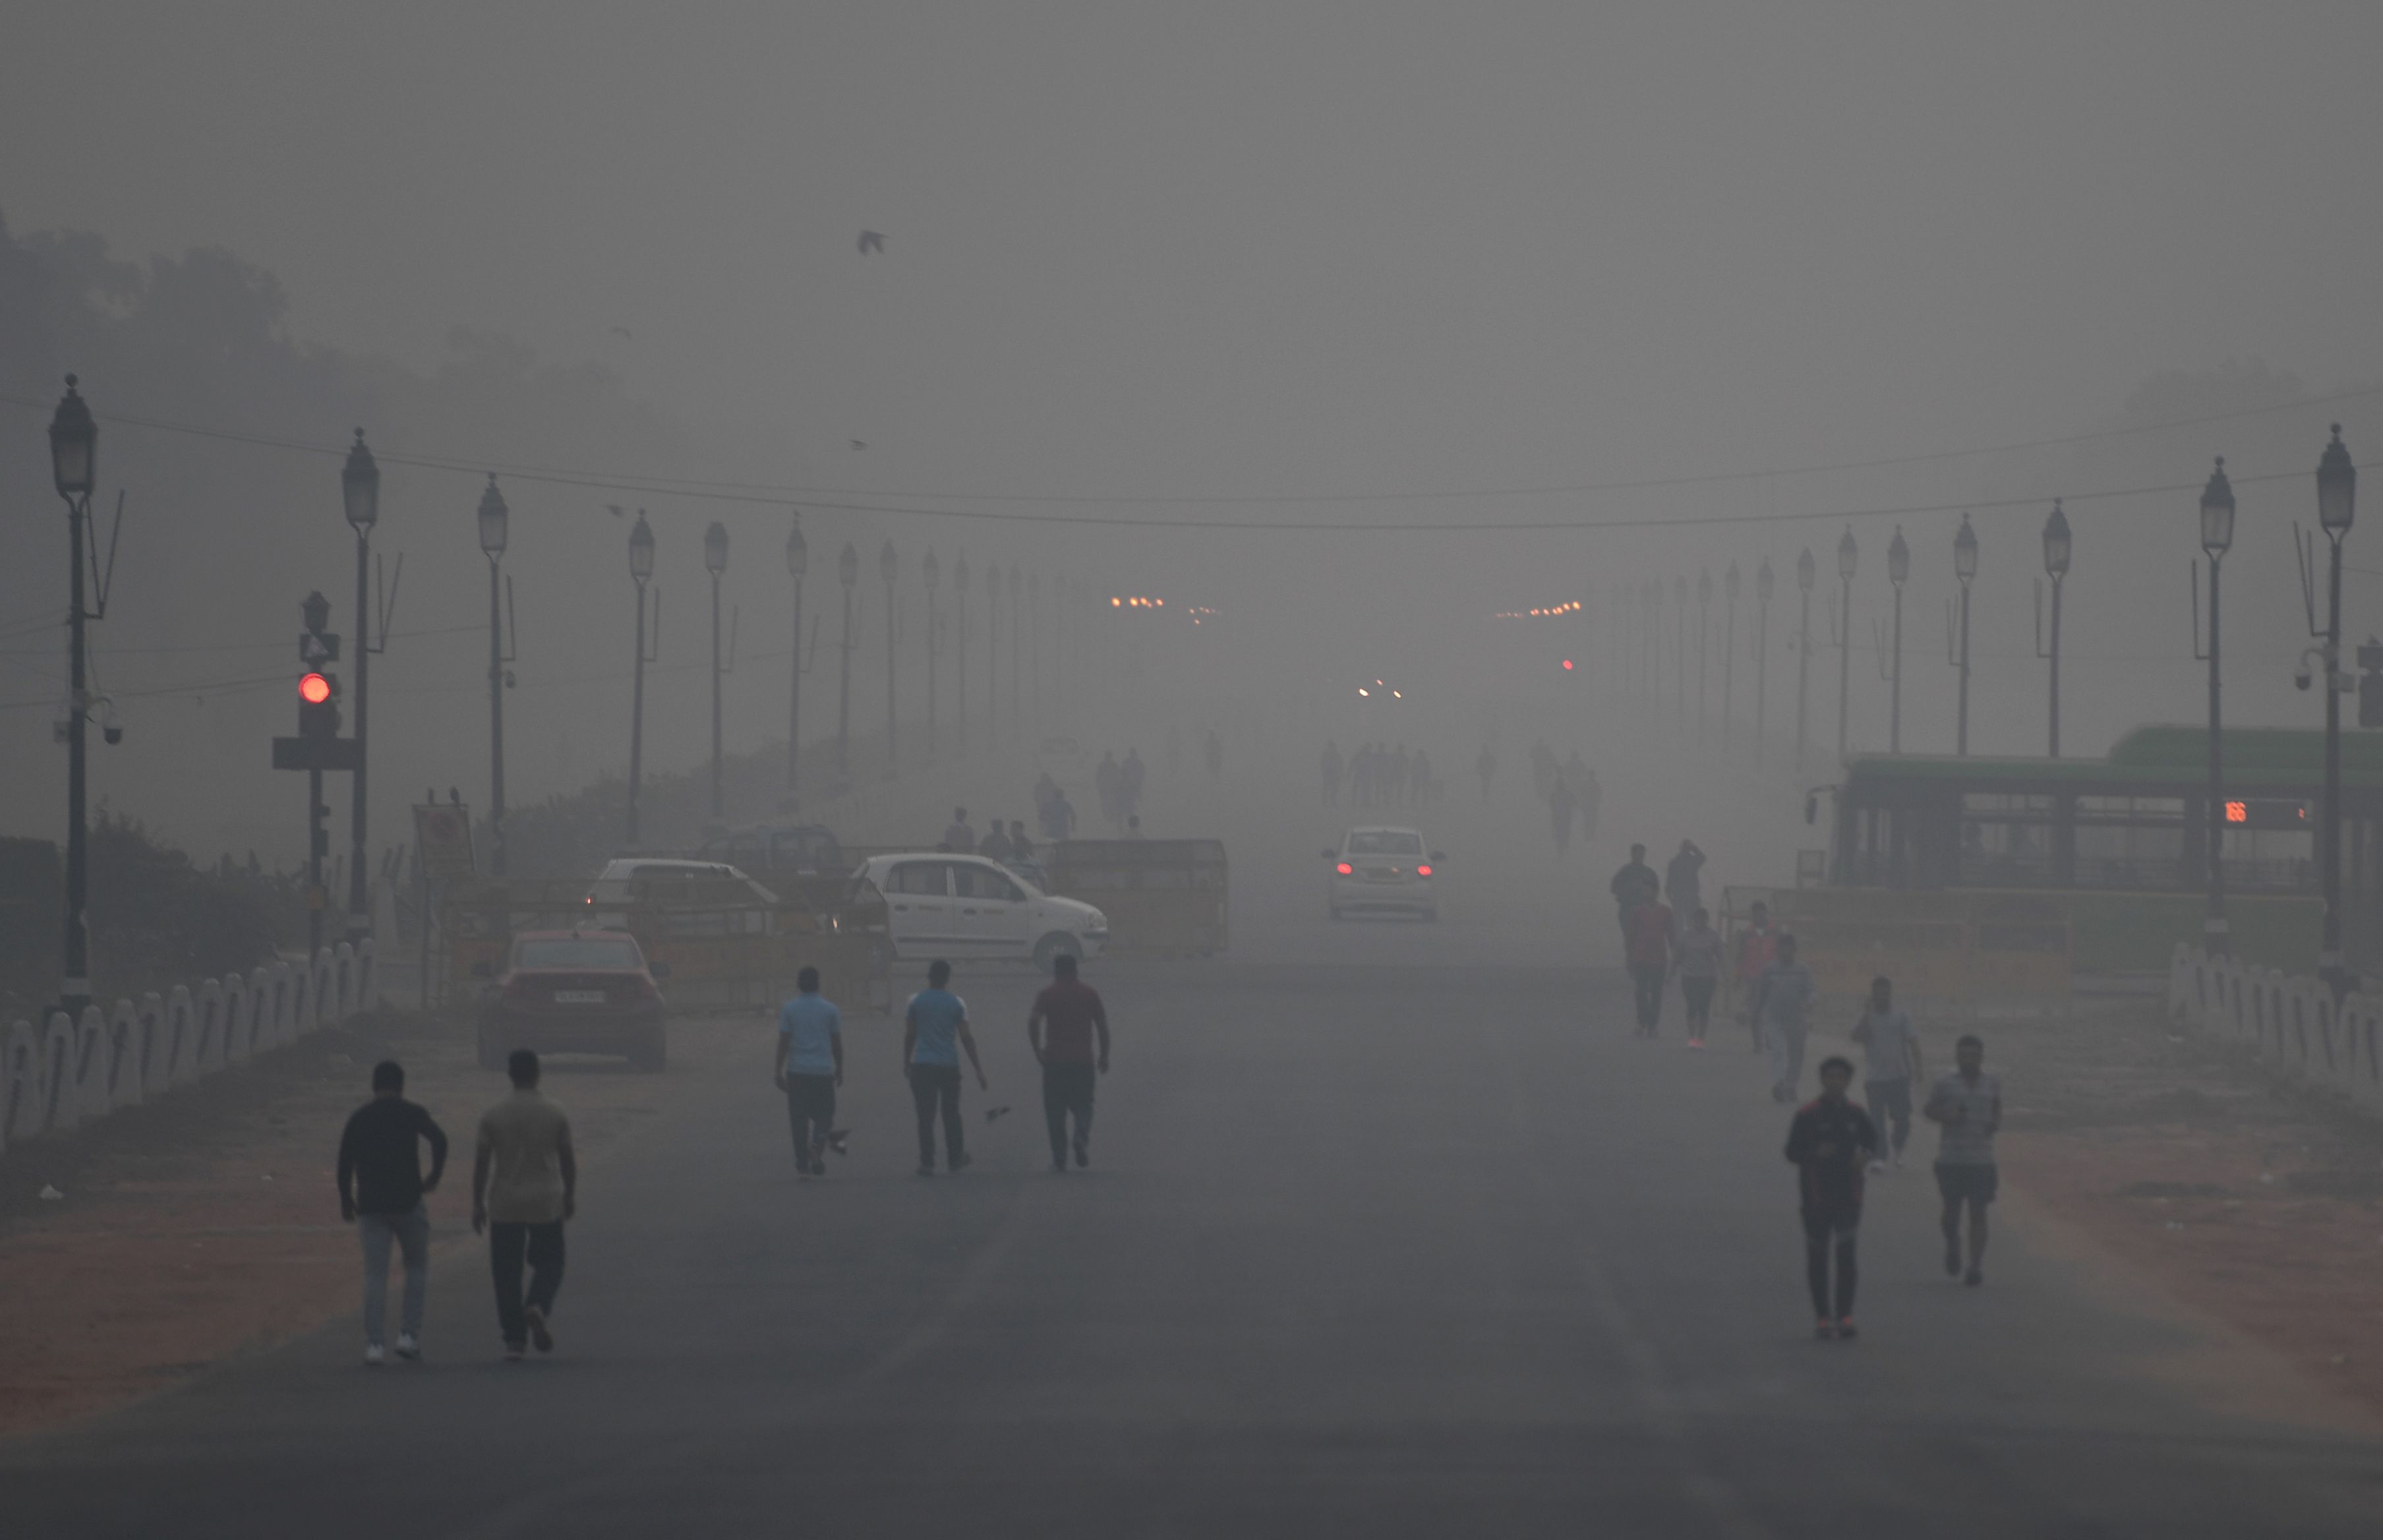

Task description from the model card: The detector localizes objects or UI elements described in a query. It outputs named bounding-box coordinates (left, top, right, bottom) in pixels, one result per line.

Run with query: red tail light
left=1336, top=862, right=1353, bottom=875
left=1416, top=864, right=1433, bottom=877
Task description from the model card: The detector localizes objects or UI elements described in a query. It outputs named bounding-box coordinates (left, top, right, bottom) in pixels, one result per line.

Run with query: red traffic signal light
left=299, top=672, right=334, bottom=704
left=1560, top=659, right=1575, bottom=670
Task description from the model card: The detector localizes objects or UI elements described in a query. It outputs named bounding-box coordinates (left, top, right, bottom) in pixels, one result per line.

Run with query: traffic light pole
left=63, top=485, right=90, bottom=1019
left=347, top=533, right=371, bottom=940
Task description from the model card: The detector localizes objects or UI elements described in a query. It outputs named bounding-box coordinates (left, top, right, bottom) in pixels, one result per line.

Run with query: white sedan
left=1324, top=827, right=1444, bottom=920
left=848, top=852, right=1109, bottom=970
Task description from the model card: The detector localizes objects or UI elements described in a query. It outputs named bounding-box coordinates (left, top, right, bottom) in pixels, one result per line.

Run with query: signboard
left=415, top=802, right=478, bottom=879
left=272, top=736, right=362, bottom=771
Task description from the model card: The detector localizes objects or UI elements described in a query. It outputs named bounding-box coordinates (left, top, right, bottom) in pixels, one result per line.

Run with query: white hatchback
left=1324, top=827, right=1444, bottom=920
left=849, top=852, right=1109, bottom=970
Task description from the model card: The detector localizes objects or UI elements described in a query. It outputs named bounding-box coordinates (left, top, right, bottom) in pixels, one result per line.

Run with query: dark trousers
left=1801, top=1208, right=1858, bottom=1320
left=785, top=1073, right=837, bottom=1166
left=1681, top=974, right=1717, bottom=1031
left=489, top=1220, right=565, bottom=1349
left=1042, top=1061, right=1096, bottom=1164
left=909, top=1063, right=964, bottom=1169
left=1630, top=964, right=1667, bottom=1034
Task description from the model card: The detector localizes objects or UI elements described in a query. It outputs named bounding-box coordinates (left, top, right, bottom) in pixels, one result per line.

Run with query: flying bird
left=604, top=503, right=628, bottom=518
left=857, top=231, right=886, bottom=254
left=608, top=326, right=632, bottom=340
left=850, top=440, right=868, bottom=451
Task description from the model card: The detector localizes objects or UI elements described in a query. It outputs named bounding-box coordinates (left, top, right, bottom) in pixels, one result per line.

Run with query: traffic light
left=298, top=670, right=341, bottom=739
left=2360, top=638, right=2383, bottom=729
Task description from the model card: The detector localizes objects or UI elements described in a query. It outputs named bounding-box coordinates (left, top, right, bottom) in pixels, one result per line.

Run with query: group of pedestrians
left=1608, top=839, right=1716, bottom=1043
left=940, top=806, right=1046, bottom=864
left=336, top=1050, right=577, bottom=1365
left=1533, top=744, right=1601, bottom=852
left=1320, top=740, right=1442, bottom=808
left=1096, top=748, right=1146, bottom=830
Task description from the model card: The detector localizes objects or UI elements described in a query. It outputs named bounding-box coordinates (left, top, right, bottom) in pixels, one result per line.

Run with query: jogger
left=1029, top=952, right=1111, bottom=1171
left=1785, top=1056, right=1877, bottom=1339
left=1850, top=976, right=1922, bottom=1171
left=1925, top=1034, right=2002, bottom=1286
left=904, top=959, right=989, bottom=1175
left=337, top=1059, right=448, bottom=1365
left=774, top=965, right=846, bottom=1177
left=1750, top=934, right=1817, bottom=1102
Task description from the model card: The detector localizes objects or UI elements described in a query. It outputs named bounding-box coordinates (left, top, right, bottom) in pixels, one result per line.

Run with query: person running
left=471, top=1050, right=575, bottom=1362
left=1028, top=953, right=1110, bottom=1171
left=1748, top=933, right=1818, bottom=1102
left=1610, top=844, right=1657, bottom=951
left=942, top=806, right=976, bottom=854
left=1785, top=1055, right=1879, bottom=1340
left=337, top=1060, right=448, bottom=1365
left=1924, top=1034, right=2002, bottom=1286
left=1733, top=900, right=1779, bottom=1053
left=1674, top=906, right=1723, bottom=1050
left=1626, top=887, right=1674, bottom=1038
left=1849, top=976, right=1922, bottom=1173
left=773, top=966, right=845, bottom=1177
left=905, top=959, right=989, bottom=1176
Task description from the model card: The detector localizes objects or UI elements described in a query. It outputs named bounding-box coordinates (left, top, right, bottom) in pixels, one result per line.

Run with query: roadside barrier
left=2168, top=943, right=2383, bottom=1119
left=0, top=939, right=380, bottom=1158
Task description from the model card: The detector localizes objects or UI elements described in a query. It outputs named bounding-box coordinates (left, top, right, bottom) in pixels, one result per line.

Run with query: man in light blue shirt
left=904, top=959, right=989, bottom=1176
left=772, top=966, right=844, bottom=1177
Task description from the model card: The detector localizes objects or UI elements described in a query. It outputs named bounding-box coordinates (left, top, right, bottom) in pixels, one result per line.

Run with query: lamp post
left=1010, top=567, right=1024, bottom=734
left=1722, top=562, right=1739, bottom=750
left=1755, top=558, right=1773, bottom=761
left=1835, top=528, right=1857, bottom=762
left=340, top=430, right=379, bottom=940
left=954, top=553, right=971, bottom=754
left=627, top=513, right=656, bottom=843
left=477, top=475, right=510, bottom=875
left=2317, top=427, right=2357, bottom=993
left=705, top=521, right=730, bottom=820
left=47, top=376, right=99, bottom=1019
left=1887, top=526, right=1909, bottom=753
left=881, top=538, right=899, bottom=779
left=2038, top=501, right=2071, bottom=757
left=835, top=542, right=858, bottom=788
left=1953, top=514, right=1977, bottom=755
left=924, top=547, right=940, bottom=759
left=1673, top=575, right=1688, bottom=723
left=1697, top=568, right=1712, bottom=743
left=1796, top=548, right=1815, bottom=772
left=2197, top=461, right=2233, bottom=953
left=986, top=562, right=1001, bottom=746
left=1028, top=572, right=1042, bottom=725
left=784, top=512, right=806, bottom=807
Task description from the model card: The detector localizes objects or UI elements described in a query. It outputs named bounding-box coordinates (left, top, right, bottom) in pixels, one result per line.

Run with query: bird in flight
left=850, top=440, right=868, bottom=451
left=604, top=504, right=628, bottom=518
left=857, top=231, right=886, bottom=254
left=608, top=326, right=632, bottom=339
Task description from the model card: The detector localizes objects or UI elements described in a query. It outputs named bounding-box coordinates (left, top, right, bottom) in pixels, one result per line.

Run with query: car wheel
left=1032, top=932, right=1082, bottom=974
left=476, top=1028, right=503, bottom=1071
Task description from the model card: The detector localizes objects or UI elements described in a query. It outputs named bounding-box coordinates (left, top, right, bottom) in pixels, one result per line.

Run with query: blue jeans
left=359, top=1204, right=429, bottom=1346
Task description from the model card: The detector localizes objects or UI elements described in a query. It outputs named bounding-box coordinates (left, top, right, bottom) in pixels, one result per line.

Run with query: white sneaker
left=394, top=1333, right=421, bottom=1361
left=363, top=1344, right=386, bottom=1367
left=1866, top=1159, right=1887, bottom=1175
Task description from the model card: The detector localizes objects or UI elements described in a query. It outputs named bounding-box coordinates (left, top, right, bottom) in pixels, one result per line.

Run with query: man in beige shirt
left=473, top=1050, right=577, bottom=1361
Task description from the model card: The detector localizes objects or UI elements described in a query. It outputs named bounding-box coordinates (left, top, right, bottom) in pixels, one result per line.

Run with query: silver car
left=1324, top=827, right=1444, bottom=920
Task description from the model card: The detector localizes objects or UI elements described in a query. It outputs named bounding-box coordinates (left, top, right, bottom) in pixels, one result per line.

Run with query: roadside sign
left=415, top=802, right=478, bottom=879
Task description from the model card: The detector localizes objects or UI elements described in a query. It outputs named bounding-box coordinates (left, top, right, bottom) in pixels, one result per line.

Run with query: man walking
left=1665, top=839, right=1706, bottom=933
left=942, top=806, right=975, bottom=854
left=773, top=965, right=845, bottom=1177
left=905, top=959, right=989, bottom=1175
left=1610, top=844, right=1657, bottom=953
left=1733, top=899, right=1779, bottom=1053
left=1784, top=1055, right=1878, bottom=1340
left=980, top=819, right=1015, bottom=862
left=472, top=1050, right=576, bottom=1362
left=1028, top=953, right=1110, bottom=1171
left=1849, top=976, right=1922, bottom=1172
left=1748, top=933, right=1818, bottom=1102
left=1675, top=905, right=1723, bottom=1050
left=337, top=1060, right=448, bottom=1365
left=1924, top=1034, right=2002, bottom=1286
left=1626, top=885, right=1674, bottom=1038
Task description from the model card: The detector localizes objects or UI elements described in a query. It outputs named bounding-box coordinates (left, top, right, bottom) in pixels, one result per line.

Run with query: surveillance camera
left=2297, top=665, right=2314, bottom=692
left=103, top=723, right=123, bottom=746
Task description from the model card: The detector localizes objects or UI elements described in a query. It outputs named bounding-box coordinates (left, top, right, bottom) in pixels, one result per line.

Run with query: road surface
left=4, top=958, right=2379, bottom=1537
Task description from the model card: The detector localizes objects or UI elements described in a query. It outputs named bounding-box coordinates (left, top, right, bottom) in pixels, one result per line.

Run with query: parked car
left=846, top=852, right=1107, bottom=970
left=1324, top=827, right=1444, bottom=921
left=475, top=928, right=670, bottom=1071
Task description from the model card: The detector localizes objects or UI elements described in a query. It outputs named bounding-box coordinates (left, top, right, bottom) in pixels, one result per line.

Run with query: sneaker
left=363, top=1343, right=386, bottom=1367
left=1073, top=1139, right=1089, bottom=1169
left=1943, top=1240, right=1962, bottom=1278
left=827, top=1129, right=850, bottom=1156
left=1688, top=1038, right=1705, bottom=1050
left=394, top=1333, right=421, bottom=1361
left=1051, top=1159, right=1069, bottom=1173
left=1867, top=1159, right=1887, bottom=1175
left=810, top=1159, right=829, bottom=1177
left=949, top=1152, right=974, bottom=1173
left=1835, top=1318, right=1858, bottom=1340
left=1963, top=1268, right=1984, bottom=1288
left=504, top=1345, right=526, bottom=1362
left=524, top=1305, right=554, bottom=1355
left=1815, top=1320, right=1836, bottom=1340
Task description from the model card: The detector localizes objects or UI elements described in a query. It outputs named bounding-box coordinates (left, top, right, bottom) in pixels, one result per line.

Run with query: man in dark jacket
left=338, top=1060, right=449, bottom=1365
left=1785, top=1056, right=1878, bottom=1340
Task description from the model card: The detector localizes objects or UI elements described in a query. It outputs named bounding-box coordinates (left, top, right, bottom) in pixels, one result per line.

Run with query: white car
left=848, top=852, right=1108, bottom=969
left=581, top=858, right=782, bottom=931
left=1325, top=827, right=1443, bottom=920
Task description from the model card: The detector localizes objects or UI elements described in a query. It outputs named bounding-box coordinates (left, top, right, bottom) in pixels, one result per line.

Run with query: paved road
left=5, top=960, right=2380, bottom=1537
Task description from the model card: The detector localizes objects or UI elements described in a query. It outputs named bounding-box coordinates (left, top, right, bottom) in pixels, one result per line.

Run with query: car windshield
left=1346, top=831, right=1424, bottom=856
left=515, top=938, right=641, bottom=970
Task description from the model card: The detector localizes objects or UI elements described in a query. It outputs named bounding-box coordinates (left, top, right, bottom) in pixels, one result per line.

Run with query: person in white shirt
left=1848, top=976, right=1922, bottom=1173
left=1923, top=1034, right=2001, bottom=1287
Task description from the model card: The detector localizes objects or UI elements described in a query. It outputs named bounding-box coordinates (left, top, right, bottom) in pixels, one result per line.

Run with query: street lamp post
left=2037, top=501, right=2071, bottom=757
left=1722, top=562, right=1739, bottom=750
left=340, top=430, right=380, bottom=941
left=1887, top=526, right=1909, bottom=753
left=705, top=521, right=730, bottom=821
left=2196, top=461, right=2234, bottom=954
left=1010, top=567, right=1024, bottom=735
left=954, top=554, right=970, bottom=754
left=1028, top=572, right=1042, bottom=726
left=784, top=512, right=806, bottom=807
left=924, top=548, right=940, bottom=759
left=986, top=562, right=1001, bottom=747
left=1755, top=558, right=1773, bottom=761
left=477, top=476, right=510, bottom=875
left=1674, top=575, right=1688, bottom=723
left=1836, top=528, right=1857, bottom=762
left=836, top=542, right=858, bottom=788
left=1795, top=549, right=1815, bottom=772
left=881, top=539, right=899, bottom=779
left=46, top=376, right=100, bottom=1019
left=628, top=513, right=657, bottom=843
left=2316, top=427, right=2357, bottom=993
left=1952, top=514, right=1978, bottom=755
left=1697, top=568, right=1712, bottom=744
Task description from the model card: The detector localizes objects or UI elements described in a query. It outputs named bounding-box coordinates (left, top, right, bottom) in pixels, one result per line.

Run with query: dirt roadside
left=0, top=1008, right=722, bottom=1436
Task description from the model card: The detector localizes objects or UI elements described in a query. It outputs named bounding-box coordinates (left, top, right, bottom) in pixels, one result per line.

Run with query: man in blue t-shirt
left=773, top=966, right=846, bottom=1177
left=904, top=959, right=989, bottom=1175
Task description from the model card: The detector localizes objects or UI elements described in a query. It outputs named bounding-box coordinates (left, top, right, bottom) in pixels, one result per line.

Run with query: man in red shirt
left=1028, top=953, right=1111, bottom=1171
left=1626, top=891, right=1674, bottom=1038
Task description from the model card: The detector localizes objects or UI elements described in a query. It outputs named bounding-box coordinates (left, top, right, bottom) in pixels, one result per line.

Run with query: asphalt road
left=5, top=958, right=2381, bottom=1537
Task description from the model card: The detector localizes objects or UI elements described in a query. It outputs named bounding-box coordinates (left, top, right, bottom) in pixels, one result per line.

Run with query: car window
left=1346, top=831, right=1425, bottom=856
left=953, top=864, right=1023, bottom=901
left=631, top=864, right=700, bottom=882
left=887, top=861, right=949, bottom=897
left=514, top=938, right=642, bottom=969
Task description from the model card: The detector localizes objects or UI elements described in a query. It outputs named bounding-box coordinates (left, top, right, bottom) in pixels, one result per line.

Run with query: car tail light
left=1336, top=862, right=1353, bottom=875
left=1416, top=864, right=1433, bottom=877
